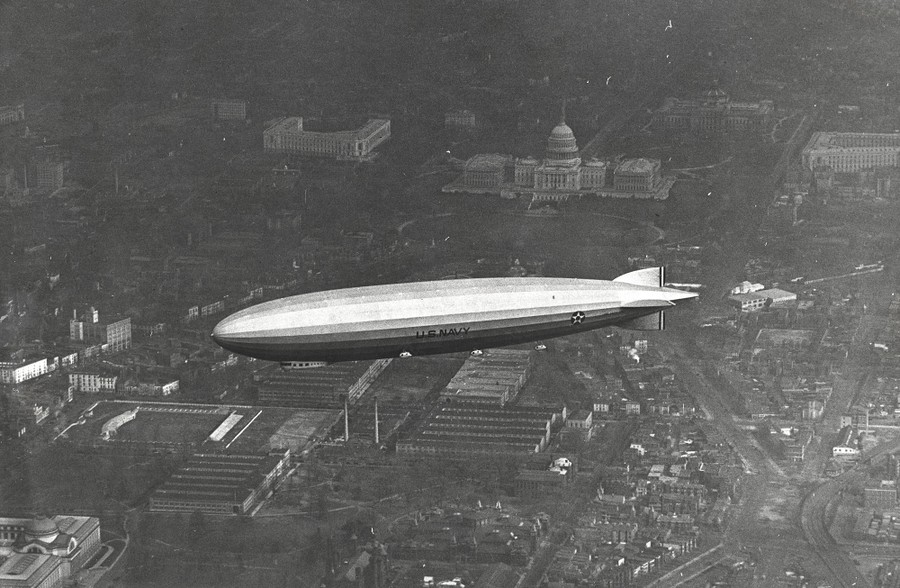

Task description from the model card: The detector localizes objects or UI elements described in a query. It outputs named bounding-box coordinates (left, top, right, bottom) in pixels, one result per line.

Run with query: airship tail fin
left=614, top=267, right=665, bottom=288
left=619, top=311, right=666, bottom=331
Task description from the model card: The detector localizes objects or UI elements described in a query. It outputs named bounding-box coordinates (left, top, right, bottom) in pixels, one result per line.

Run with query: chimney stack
left=374, top=396, right=380, bottom=445
left=343, top=395, right=349, bottom=442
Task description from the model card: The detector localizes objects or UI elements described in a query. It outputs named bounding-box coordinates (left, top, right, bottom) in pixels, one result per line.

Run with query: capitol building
left=446, top=110, right=671, bottom=201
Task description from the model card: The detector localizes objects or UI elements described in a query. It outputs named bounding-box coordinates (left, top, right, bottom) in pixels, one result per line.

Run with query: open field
left=64, top=401, right=334, bottom=455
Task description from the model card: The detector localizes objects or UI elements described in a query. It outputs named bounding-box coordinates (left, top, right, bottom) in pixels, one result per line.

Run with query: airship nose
left=211, top=316, right=239, bottom=346
left=211, top=316, right=250, bottom=357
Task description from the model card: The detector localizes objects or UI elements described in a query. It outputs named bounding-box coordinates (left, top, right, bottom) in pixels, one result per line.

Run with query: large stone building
left=449, top=108, right=669, bottom=201
left=263, top=117, right=390, bottom=160
left=461, top=154, right=511, bottom=190
left=652, top=86, right=774, bottom=133
left=445, top=109, right=476, bottom=130
left=613, top=158, right=663, bottom=192
left=0, top=104, right=24, bottom=126
left=0, top=358, right=49, bottom=385
left=31, top=161, right=64, bottom=192
left=67, top=372, right=118, bottom=394
left=70, top=310, right=131, bottom=354
left=210, top=98, right=247, bottom=121
left=801, top=132, right=900, bottom=173
left=0, top=515, right=101, bottom=588
left=512, top=113, right=607, bottom=196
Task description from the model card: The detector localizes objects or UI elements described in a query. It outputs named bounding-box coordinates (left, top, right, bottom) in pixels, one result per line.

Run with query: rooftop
left=0, top=553, right=56, bottom=581
left=804, top=132, right=900, bottom=151
left=617, top=158, right=658, bottom=175
left=729, top=288, right=797, bottom=302
left=465, top=153, right=511, bottom=171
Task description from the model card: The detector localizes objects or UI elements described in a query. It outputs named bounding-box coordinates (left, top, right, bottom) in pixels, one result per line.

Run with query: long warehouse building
left=397, top=404, right=567, bottom=459
left=149, top=450, right=290, bottom=515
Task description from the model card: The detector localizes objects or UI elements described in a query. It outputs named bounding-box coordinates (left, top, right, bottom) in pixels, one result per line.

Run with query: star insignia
left=571, top=311, right=585, bottom=325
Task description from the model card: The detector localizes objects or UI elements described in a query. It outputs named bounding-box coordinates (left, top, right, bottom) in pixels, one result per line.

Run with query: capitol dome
left=701, top=83, right=729, bottom=106
left=25, top=516, right=60, bottom=543
left=545, top=118, right=580, bottom=166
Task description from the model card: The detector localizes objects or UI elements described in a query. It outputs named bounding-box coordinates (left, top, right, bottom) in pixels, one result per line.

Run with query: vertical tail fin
left=613, top=267, right=665, bottom=288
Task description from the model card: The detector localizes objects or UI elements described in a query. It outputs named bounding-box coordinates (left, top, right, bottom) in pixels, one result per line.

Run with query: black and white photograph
left=1, top=0, right=900, bottom=586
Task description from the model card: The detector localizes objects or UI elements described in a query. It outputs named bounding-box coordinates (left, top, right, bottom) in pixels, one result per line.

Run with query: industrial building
left=754, top=328, right=818, bottom=350
left=865, top=484, right=898, bottom=511
left=263, top=117, right=391, bottom=160
left=833, top=425, right=859, bottom=457
left=802, top=132, right=900, bottom=172
left=396, top=404, right=566, bottom=459
left=148, top=450, right=290, bottom=515
left=255, top=359, right=391, bottom=408
left=69, top=309, right=132, bottom=353
left=440, top=349, right=532, bottom=406
left=345, top=397, right=410, bottom=445
left=728, top=288, right=797, bottom=311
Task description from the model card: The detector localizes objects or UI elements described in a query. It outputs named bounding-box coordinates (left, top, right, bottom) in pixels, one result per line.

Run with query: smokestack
left=374, top=396, right=380, bottom=445
left=343, top=396, right=349, bottom=442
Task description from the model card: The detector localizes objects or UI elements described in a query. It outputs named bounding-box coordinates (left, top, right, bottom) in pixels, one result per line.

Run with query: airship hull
left=212, top=269, right=696, bottom=364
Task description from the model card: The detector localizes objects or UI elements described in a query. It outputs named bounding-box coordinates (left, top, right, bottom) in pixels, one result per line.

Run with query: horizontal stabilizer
left=614, top=267, right=665, bottom=288
left=622, top=299, right=675, bottom=309
left=619, top=311, right=666, bottom=331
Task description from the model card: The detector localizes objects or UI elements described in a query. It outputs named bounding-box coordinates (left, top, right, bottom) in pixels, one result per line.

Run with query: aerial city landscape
left=2, top=0, right=900, bottom=587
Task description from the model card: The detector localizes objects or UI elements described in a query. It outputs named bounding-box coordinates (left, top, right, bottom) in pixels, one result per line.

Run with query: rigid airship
left=211, top=267, right=696, bottom=367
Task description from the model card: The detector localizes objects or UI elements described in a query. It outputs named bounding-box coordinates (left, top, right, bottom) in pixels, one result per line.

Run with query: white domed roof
left=25, top=516, right=60, bottom=543
left=545, top=118, right=580, bottom=166
left=549, top=122, right=575, bottom=140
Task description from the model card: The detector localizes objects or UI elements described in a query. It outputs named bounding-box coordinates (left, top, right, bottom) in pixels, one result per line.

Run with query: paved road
left=644, top=543, right=726, bottom=588
left=799, top=437, right=900, bottom=588
left=660, top=333, right=880, bottom=587
left=517, top=533, right=562, bottom=588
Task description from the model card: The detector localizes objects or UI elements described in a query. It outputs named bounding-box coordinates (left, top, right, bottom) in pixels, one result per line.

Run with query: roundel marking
left=571, top=311, right=585, bottom=325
